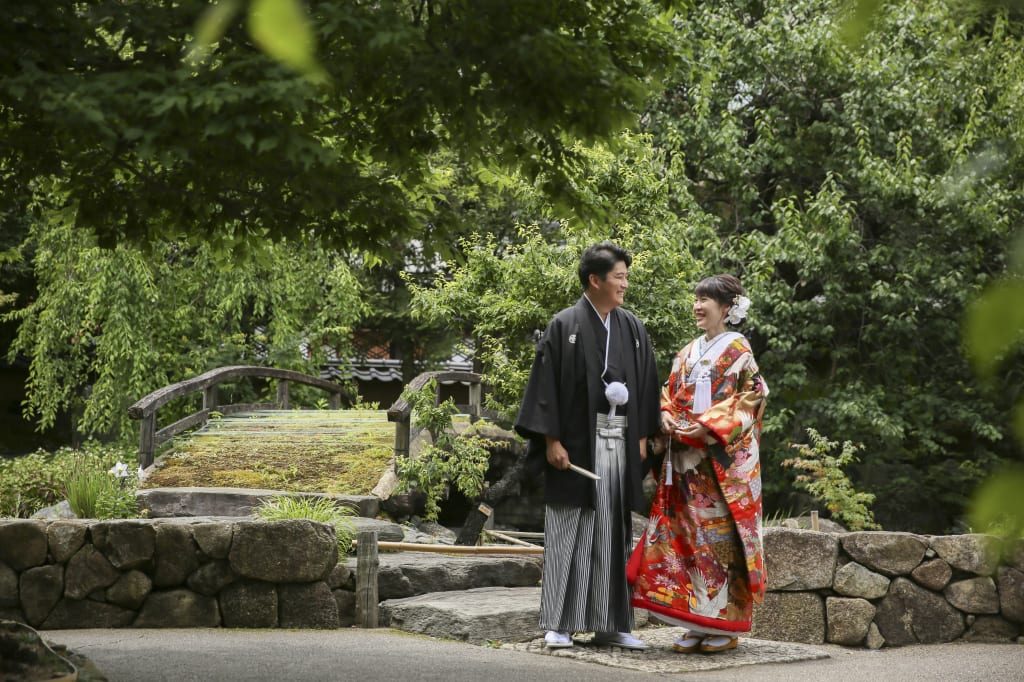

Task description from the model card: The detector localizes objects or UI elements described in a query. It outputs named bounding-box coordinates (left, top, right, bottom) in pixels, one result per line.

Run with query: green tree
left=5, top=210, right=366, bottom=441
left=0, top=0, right=679, bottom=256
left=643, top=0, right=1024, bottom=531
left=408, top=133, right=711, bottom=423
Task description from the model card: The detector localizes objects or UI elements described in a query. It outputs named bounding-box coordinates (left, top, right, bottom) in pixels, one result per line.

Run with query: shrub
left=394, top=378, right=493, bottom=521
left=0, top=442, right=138, bottom=518
left=782, top=428, right=881, bottom=531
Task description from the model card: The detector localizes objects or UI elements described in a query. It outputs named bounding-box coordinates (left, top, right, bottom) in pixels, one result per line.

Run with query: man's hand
left=545, top=436, right=570, bottom=470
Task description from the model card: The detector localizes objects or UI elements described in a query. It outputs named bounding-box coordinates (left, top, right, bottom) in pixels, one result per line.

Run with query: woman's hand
left=660, top=412, right=676, bottom=433
left=677, top=422, right=710, bottom=441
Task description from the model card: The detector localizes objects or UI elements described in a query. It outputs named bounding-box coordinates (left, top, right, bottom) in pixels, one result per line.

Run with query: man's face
left=589, top=260, right=629, bottom=309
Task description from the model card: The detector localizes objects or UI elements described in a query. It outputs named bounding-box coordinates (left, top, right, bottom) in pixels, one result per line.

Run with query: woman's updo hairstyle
left=694, top=274, right=744, bottom=308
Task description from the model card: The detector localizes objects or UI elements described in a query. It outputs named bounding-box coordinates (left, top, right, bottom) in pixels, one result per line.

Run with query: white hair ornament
left=725, top=295, right=751, bottom=325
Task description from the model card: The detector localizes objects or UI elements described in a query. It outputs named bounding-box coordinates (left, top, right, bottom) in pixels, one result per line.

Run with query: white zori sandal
left=544, top=630, right=573, bottom=649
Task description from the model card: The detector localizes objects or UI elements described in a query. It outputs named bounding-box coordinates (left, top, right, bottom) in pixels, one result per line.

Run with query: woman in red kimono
left=629, top=274, right=768, bottom=653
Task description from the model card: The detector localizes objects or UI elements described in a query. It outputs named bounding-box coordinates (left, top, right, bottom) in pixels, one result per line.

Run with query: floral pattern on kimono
left=628, top=334, right=767, bottom=633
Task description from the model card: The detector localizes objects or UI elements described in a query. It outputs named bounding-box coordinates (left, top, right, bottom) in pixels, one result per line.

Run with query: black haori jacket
left=515, top=296, right=661, bottom=515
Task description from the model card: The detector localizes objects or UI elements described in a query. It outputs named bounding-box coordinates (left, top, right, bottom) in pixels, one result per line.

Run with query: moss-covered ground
left=139, top=410, right=394, bottom=495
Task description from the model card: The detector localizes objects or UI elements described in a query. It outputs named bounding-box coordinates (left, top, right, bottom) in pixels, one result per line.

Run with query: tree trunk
left=455, top=442, right=531, bottom=545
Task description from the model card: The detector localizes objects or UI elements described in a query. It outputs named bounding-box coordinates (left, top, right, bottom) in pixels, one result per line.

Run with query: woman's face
left=693, top=294, right=729, bottom=333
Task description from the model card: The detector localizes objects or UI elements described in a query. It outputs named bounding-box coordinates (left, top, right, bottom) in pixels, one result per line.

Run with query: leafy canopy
left=643, top=0, right=1024, bottom=531
left=0, top=0, right=680, bottom=256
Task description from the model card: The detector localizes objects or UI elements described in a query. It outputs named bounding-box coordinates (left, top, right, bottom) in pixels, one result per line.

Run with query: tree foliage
left=395, top=378, right=493, bottom=521
left=4, top=209, right=366, bottom=441
left=783, top=428, right=880, bottom=531
left=407, top=133, right=710, bottom=424
left=644, top=0, right=1024, bottom=531
left=0, top=0, right=680, bottom=255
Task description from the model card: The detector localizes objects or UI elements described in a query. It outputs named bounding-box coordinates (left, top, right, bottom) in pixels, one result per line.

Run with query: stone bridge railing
left=1, top=519, right=1021, bottom=647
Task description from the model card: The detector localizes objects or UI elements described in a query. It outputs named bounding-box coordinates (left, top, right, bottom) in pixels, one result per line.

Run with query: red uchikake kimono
left=628, top=333, right=767, bottom=634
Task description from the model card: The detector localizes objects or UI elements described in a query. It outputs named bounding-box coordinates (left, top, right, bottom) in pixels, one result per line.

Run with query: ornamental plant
left=395, top=378, right=493, bottom=521
left=254, top=494, right=356, bottom=556
left=63, top=457, right=141, bottom=519
left=782, top=428, right=880, bottom=531
left=0, top=442, right=137, bottom=518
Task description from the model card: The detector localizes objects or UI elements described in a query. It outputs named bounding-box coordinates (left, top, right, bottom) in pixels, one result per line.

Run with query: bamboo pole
left=494, top=530, right=545, bottom=540
left=810, top=510, right=820, bottom=531
left=352, top=540, right=543, bottom=556
left=355, top=530, right=379, bottom=627
left=483, top=530, right=541, bottom=548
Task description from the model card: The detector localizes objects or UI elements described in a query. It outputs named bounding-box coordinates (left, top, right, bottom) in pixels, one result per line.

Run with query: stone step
left=136, top=486, right=380, bottom=519
left=343, top=551, right=543, bottom=600
left=378, top=585, right=654, bottom=645
left=380, top=586, right=543, bottom=644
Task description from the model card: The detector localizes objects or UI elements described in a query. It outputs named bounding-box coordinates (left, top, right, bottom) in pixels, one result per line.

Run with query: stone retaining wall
left=751, top=527, right=1024, bottom=647
left=2, top=518, right=1022, bottom=648
left=0, top=518, right=350, bottom=629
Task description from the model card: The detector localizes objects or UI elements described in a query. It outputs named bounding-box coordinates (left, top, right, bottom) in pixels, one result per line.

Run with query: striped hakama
left=540, top=414, right=634, bottom=633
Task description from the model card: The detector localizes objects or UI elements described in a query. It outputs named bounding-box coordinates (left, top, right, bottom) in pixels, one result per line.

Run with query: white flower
left=109, top=461, right=130, bottom=479
left=137, top=465, right=147, bottom=482
left=725, top=295, right=751, bottom=325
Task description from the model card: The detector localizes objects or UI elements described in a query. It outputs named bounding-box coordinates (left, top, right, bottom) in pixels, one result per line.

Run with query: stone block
left=865, top=622, right=884, bottom=649
left=334, top=589, right=356, bottom=627
left=220, top=580, right=278, bottom=628
left=380, top=586, right=542, bottom=644
left=349, top=552, right=542, bottom=601
left=279, top=582, right=340, bottom=629
left=749, top=591, right=826, bottom=644
left=153, top=523, right=200, bottom=588
left=41, top=598, right=135, bottom=629
left=47, top=521, right=88, bottom=563
left=187, top=560, right=236, bottom=596
left=764, top=527, right=838, bottom=591
left=134, top=589, right=220, bottom=627
left=20, top=565, right=64, bottom=627
left=944, top=577, right=999, bottom=614
left=833, top=561, right=889, bottom=599
left=92, top=521, right=156, bottom=570
left=350, top=516, right=405, bottom=542
left=841, top=532, right=927, bottom=577
left=875, top=577, right=964, bottom=646
left=962, top=615, right=1020, bottom=643
left=229, top=520, right=337, bottom=583
left=911, top=558, right=952, bottom=591
left=326, top=562, right=352, bottom=590
left=826, top=596, right=875, bottom=646
left=190, top=522, right=233, bottom=559
left=106, top=570, right=152, bottom=610
left=997, top=566, right=1024, bottom=623
left=64, top=545, right=119, bottom=600
left=0, top=562, right=17, bottom=608
left=0, top=520, right=48, bottom=571
left=929, top=534, right=1000, bottom=576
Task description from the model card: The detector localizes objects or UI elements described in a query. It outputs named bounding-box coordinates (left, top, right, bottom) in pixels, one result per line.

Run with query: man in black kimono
left=515, top=241, right=661, bottom=650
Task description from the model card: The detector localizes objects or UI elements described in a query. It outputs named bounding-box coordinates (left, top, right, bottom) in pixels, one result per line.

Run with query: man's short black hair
left=578, top=241, right=631, bottom=291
